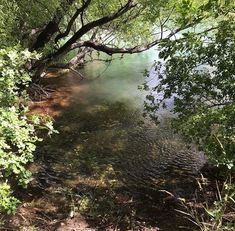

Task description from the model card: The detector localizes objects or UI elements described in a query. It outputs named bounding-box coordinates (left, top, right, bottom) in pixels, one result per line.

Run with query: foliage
left=0, top=0, right=60, bottom=45
left=0, top=47, right=44, bottom=214
left=144, top=1, right=235, bottom=170
left=0, top=183, right=19, bottom=214
left=2, top=0, right=204, bottom=67
left=179, top=178, right=235, bottom=231
left=0, top=0, right=19, bottom=46
left=203, top=181, right=235, bottom=230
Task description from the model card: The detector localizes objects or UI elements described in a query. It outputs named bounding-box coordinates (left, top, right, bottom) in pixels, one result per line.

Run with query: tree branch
left=69, top=22, right=194, bottom=56
left=54, top=0, right=92, bottom=44
left=49, top=0, right=137, bottom=60
left=31, top=0, right=76, bottom=51
left=72, top=40, right=161, bottom=55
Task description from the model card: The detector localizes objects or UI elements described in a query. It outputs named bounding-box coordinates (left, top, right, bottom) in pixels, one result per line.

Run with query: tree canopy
left=1, top=0, right=211, bottom=74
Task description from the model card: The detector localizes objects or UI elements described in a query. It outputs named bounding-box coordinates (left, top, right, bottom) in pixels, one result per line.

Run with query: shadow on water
left=5, top=54, right=206, bottom=231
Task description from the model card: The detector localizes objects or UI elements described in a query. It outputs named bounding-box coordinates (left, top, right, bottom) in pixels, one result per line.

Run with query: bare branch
left=162, top=5, right=176, bottom=27
left=69, top=19, right=210, bottom=56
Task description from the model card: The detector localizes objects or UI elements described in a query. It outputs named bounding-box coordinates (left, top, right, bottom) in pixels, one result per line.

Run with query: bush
left=0, top=47, right=42, bottom=213
left=144, top=19, right=235, bottom=170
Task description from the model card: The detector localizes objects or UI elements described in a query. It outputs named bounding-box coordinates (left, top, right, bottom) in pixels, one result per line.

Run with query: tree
left=1, top=0, right=208, bottom=80
left=144, top=0, right=235, bottom=170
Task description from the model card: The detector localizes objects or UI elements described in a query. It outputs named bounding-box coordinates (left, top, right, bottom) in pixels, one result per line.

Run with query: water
left=80, top=50, right=156, bottom=107
left=20, top=50, right=206, bottom=230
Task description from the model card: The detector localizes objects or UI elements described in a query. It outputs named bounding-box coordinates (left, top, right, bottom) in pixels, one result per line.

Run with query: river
left=9, top=50, right=206, bottom=231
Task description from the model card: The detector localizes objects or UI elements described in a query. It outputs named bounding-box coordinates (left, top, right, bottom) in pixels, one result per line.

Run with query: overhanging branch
left=54, top=0, right=92, bottom=43
left=72, top=40, right=161, bottom=55
left=69, top=23, right=191, bottom=55
left=49, top=0, right=137, bottom=60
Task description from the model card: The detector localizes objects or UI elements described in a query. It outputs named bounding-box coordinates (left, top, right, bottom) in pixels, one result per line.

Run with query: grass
left=176, top=174, right=235, bottom=231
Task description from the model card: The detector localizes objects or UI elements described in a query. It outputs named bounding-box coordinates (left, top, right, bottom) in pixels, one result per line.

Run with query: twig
left=69, top=67, right=84, bottom=81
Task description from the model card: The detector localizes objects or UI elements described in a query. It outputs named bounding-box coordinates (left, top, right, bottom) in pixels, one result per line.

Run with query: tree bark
left=30, top=0, right=75, bottom=51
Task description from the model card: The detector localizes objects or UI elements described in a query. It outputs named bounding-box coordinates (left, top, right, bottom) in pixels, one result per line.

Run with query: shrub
left=0, top=47, right=42, bottom=213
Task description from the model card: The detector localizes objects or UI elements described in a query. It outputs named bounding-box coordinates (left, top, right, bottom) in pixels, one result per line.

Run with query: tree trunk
left=30, top=0, right=75, bottom=51
left=30, top=21, right=59, bottom=51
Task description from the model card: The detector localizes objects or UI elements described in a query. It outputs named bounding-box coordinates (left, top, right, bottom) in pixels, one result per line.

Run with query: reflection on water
left=26, top=50, right=206, bottom=230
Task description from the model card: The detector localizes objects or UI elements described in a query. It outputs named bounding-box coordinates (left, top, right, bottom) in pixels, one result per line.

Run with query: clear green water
left=26, top=50, right=206, bottom=230
left=80, top=50, right=156, bottom=106
left=39, top=49, right=206, bottom=190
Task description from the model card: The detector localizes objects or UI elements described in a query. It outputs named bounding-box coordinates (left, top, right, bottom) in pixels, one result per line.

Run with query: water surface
left=12, top=50, right=206, bottom=230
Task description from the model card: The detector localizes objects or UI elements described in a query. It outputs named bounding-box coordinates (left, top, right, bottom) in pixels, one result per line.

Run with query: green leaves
left=0, top=47, right=41, bottom=213
left=0, top=183, right=19, bottom=214
left=0, top=47, right=39, bottom=104
left=0, top=46, right=57, bottom=213
left=144, top=2, right=235, bottom=170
